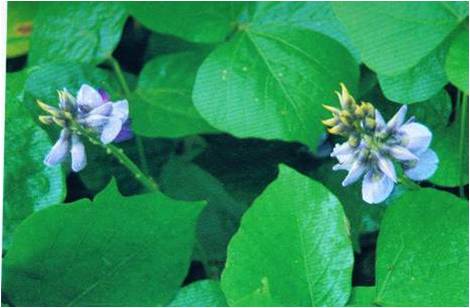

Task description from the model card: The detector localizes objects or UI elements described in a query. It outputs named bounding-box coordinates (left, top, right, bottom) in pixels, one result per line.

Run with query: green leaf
left=311, top=160, right=385, bottom=252
left=221, top=165, right=353, bottom=306
left=194, top=23, right=359, bottom=150
left=334, top=2, right=468, bottom=75
left=4, top=72, right=66, bottom=249
left=132, top=51, right=217, bottom=138
left=347, top=287, right=376, bottom=307
left=7, top=2, right=37, bottom=58
left=248, top=2, right=360, bottom=61
left=431, top=115, right=469, bottom=187
left=29, top=2, right=127, bottom=65
left=377, top=42, right=449, bottom=104
left=126, top=2, right=242, bottom=44
left=168, top=280, right=227, bottom=307
left=159, top=158, right=248, bottom=267
left=375, top=189, right=468, bottom=306
left=446, top=25, right=469, bottom=93
left=3, top=180, right=206, bottom=306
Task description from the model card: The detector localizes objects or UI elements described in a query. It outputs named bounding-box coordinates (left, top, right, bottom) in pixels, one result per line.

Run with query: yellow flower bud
left=37, top=100, right=60, bottom=116
left=322, top=104, right=341, bottom=115
left=322, top=117, right=338, bottom=127
left=38, top=115, right=54, bottom=125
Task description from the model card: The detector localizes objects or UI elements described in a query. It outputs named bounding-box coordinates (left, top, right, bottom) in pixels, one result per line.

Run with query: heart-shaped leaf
left=3, top=180, right=205, bottom=306
left=221, top=165, right=353, bottom=306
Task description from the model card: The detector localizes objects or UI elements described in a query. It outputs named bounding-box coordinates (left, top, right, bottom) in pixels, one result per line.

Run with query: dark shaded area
left=64, top=172, right=94, bottom=203
left=352, top=232, right=378, bottom=286
left=182, top=261, right=207, bottom=286
left=6, top=55, right=27, bottom=73
left=112, top=18, right=150, bottom=75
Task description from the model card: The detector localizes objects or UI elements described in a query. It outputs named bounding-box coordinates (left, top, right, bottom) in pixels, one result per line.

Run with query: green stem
left=458, top=93, right=468, bottom=197
left=107, top=57, right=150, bottom=175
left=73, top=121, right=159, bottom=192
left=398, top=175, right=421, bottom=190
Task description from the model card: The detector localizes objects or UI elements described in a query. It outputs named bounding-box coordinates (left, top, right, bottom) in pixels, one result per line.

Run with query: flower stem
left=398, top=175, right=421, bottom=190
left=72, top=121, right=159, bottom=192
left=458, top=93, right=468, bottom=197
left=107, top=56, right=150, bottom=175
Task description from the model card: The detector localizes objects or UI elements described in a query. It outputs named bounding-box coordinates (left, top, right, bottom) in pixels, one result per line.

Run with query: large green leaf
left=194, top=22, right=358, bottom=150
left=446, top=25, right=469, bottom=93
left=311, top=160, right=385, bottom=252
left=3, top=180, right=205, bottom=306
left=168, top=280, right=227, bottom=307
left=334, top=2, right=468, bottom=75
left=159, top=157, right=248, bottom=268
left=4, top=72, right=66, bottom=248
left=126, top=2, right=242, bottom=44
left=7, top=2, right=37, bottom=58
left=430, top=114, right=469, bottom=187
left=132, top=51, right=217, bottom=138
left=247, top=2, right=360, bottom=61
left=221, top=165, right=353, bottom=306
left=377, top=42, right=449, bottom=104
left=347, top=287, right=376, bottom=307
left=29, top=2, right=127, bottom=65
left=375, top=189, right=468, bottom=306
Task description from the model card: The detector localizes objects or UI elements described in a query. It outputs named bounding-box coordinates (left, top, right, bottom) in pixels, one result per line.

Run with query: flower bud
left=37, top=100, right=61, bottom=116
left=322, top=117, right=338, bottom=127
left=39, top=115, right=54, bottom=125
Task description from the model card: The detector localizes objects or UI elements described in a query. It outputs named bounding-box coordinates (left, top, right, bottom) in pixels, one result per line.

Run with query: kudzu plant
left=3, top=1, right=469, bottom=307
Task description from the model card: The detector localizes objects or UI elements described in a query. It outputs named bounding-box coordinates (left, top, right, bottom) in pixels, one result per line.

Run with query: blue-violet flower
left=38, top=84, right=133, bottom=172
left=323, top=84, right=438, bottom=204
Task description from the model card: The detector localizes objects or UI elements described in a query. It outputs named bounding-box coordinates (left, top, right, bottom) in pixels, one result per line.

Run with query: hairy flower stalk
left=38, top=84, right=133, bottom=172
left=323, top=83, right=438, bottom=204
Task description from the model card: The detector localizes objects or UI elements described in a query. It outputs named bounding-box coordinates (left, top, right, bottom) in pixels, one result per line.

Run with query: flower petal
left=81, top=114, right=109, bottom=128
left=111, top=100, right=129, bottom=122
left=389, top=145, right=419, bottom=161
left=404, top=149, right=439, bottom=181
left=377, top=155, right=397, bottom=182
left=113, top=120, right=134, bottom=143
left=362, top=170, right=395, bottom=204
left=88, top=102, right=113, bottom=117
left=387, top=105, right=407, bottom=131
left=375, top=110, right=386, bottom=130
left=77, top=84, right=104, bottom=110
left=70, top=134, right=87, bottom=172
left=100, top=117, right=122, bottom=144
left=399, top=122, right=432, bottom=155
left=44, top=129, right=70, bottom=166
left=342, top=160, right=366, bottom=186
left=98, top=88, right=110, bottom=102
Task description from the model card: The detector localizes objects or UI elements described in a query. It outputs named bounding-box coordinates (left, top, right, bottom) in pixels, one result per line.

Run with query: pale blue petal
left=81, top=114, right=108, bottom=128
left=362, top=170, right=395, bottom=204
left=404, top=149, right=439, bottom=181
left=44, top=129, right=70, bottom=166
left=375, top=110, right=386, bottom=130
left=389, top=145, right=419, bottom=161
left=399, top=122, right=432, bottom=155
left=100, top=118, right=122, bottom=144
left=387, top=105, right=407, bottom=131
left=342, top=160, right=366, bottom=186
left=377, top=155, right=397, bottom=182
left=88, top=102, right=113, bottom=117
left=110, top=100, right=129, bottom=122
left=77, top=84, right=104, bottom=110
left=70, top=134, right=86, bottom=172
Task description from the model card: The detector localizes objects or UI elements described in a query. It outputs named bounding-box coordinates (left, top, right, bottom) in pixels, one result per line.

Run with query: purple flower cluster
left=324, top=84, right=438, bottom=204
left=39, top=84, right=133, bottom=172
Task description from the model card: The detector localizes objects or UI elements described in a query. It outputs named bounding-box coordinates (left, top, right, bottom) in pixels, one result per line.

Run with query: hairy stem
left=107, top=56, right=150, bottom=175
left=458, top=93, right=468, bottom=197
left=72, top=121, right=159, bottom=192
